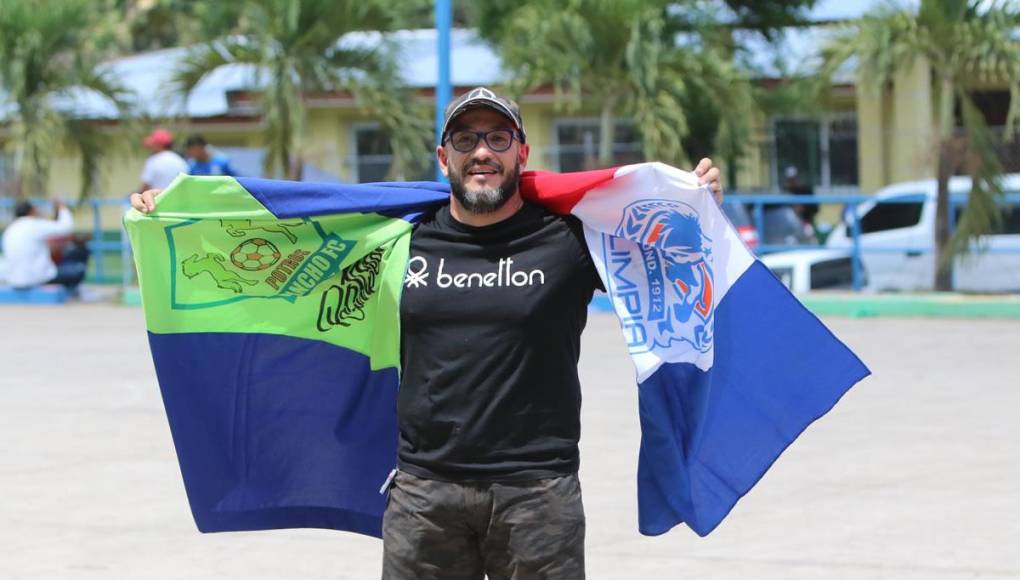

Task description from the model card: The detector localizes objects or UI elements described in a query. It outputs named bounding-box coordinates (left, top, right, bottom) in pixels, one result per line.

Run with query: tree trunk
left=274, top=58, right=294, bottom=180
left=278, top=99, right=293, bottom=179
left=934, top=140, right=954, bottom=291
left=597, top=95, right=618, bottom=168
left=932, top=74, right=956, bottom=292
left=287, top=156, right=304, bottom=181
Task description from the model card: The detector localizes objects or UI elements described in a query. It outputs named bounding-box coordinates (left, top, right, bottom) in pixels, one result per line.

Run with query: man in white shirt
left=139, top=128, right=188, bottom=191
left=2, top=200, right=88, bottom=289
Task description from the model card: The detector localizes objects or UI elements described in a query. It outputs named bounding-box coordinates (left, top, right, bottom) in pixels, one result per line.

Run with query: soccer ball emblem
left=230, top=238, right=281, bottom=271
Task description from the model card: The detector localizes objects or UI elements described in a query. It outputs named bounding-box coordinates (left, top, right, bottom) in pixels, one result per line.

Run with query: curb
left=590, top=292, right=1020, bottom=319
left=798, top=293, right=1020, bottom=319
left=122, top=287, right=142, bottom=306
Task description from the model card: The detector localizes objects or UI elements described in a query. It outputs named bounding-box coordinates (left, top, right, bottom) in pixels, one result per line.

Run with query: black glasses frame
left=444, top=129, right=519, bottom=153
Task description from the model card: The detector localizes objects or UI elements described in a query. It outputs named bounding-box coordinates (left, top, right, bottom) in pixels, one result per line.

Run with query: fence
left=4, top=191, right=1020, bottom=295
left=729, top=192, right=1020, bottom=291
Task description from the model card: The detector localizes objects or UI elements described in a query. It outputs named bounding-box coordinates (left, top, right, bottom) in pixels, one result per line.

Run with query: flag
left=126, top=163, right=868, bottom=539
left=521, top=163, right=870, bottom=535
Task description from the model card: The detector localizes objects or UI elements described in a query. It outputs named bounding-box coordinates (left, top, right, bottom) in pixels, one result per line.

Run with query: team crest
left=603, top=199, right=715, bottom=356
left=165, top=217, right=357, bottom=310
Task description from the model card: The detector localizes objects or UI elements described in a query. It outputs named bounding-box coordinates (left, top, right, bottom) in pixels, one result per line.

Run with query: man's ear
left=518, top=142, right=530, bottom=169
left=436, top=145, right=450, bottom=177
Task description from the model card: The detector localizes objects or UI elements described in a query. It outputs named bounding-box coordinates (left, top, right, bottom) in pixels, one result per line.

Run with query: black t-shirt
left=397, top=201, right=603, bottom=481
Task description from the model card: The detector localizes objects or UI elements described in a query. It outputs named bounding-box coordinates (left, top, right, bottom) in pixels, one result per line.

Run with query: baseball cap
left=440, top=87, right=526, bottom=145
left=143, top=128, right=174, bottom=148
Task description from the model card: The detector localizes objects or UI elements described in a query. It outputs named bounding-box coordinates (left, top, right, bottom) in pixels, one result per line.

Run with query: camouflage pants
left=382, top=471, right=585, bottom=580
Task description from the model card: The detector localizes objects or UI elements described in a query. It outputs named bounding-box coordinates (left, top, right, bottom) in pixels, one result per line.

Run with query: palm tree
left=172, top=0, right=432, bottom=181
left=478, top=0, right=753, bottom=170
left=0, top=0, right=131, bottom=199
left=817, top=0, right=1020, bottom=290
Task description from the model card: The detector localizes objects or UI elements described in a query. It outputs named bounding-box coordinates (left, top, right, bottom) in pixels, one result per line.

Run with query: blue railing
left=4, top=191, right=1020, bottom=293
left=728, top=192, right=1020, bottom=290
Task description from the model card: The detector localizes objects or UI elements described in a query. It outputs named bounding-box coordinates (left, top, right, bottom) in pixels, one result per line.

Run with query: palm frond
left=946, top=91, right=1007, bottom=266
left=625, top=8, right=689, bottom=165
left=351, top=80, right=433, bottom=181
left=500, top=4, right=592, bottom=102
left=0, top=0, right=121, bottom=198
left=170, top=38, right=262, bottom=98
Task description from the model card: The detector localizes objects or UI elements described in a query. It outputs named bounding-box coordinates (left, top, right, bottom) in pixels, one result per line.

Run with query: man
left=783, top=165, right=818, bottom=228
left=130, top=87, right=722, bottom=580
left=184, top=134, right=237, bottom=176
left=139, top=128, right=188, bottom=191
left=2, top=199, right=88, bottom=290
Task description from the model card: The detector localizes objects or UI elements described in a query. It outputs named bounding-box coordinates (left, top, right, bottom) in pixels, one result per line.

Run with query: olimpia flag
left=126, top=162, right=869, bottom=539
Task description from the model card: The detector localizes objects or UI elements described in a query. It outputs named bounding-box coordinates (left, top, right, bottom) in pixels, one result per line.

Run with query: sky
left=807, top=0, right=917, bottom=21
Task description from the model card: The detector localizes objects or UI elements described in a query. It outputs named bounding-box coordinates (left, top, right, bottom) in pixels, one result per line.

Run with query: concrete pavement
left=1, top=305, right=1017, bottom=579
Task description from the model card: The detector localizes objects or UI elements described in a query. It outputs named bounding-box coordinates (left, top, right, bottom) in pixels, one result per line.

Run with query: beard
left=449, top=159, right=521, bottom=214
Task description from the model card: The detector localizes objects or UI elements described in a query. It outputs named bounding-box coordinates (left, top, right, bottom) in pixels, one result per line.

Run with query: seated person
left=1, top=200, right=89, bottom=290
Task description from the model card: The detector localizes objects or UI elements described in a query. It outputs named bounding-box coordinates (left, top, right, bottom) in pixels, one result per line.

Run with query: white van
left=760, top=249, right=856, bottom=293
left=762, top=174, right=1020, bottom=292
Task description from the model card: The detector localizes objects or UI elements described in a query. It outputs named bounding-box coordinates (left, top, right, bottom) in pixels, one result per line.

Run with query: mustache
left=462, top=160, right=504, bottom=173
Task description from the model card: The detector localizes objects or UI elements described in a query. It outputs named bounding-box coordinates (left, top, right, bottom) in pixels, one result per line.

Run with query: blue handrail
left=3, top=192, right=1020, bottom=292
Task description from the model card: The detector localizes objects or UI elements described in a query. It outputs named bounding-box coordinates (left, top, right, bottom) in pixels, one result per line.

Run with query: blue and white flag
left=523, top=163, right=870, bottom=535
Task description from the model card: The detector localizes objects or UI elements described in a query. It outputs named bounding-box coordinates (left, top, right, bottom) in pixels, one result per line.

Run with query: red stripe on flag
left=647, top=223, right=664, bottom=244
left=519, top=167, right=619, bottom=214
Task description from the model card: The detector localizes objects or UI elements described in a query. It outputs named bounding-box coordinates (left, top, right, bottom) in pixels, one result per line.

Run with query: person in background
left=139, top=128, right=188, bottom=192
left=184, top=134, right=237, bottom=177
left=1, top=199, right=89, bottom=290
left=783, top=165, right=818, bottom=231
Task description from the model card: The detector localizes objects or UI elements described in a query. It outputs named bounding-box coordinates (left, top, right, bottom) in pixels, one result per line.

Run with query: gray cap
left=439, top=87, right=526, bottom=144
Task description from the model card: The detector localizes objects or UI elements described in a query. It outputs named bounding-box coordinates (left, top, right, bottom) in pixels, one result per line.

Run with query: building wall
left=27, top=59, right=970, bottom=235
left=856, top=56, right=950, bottom=194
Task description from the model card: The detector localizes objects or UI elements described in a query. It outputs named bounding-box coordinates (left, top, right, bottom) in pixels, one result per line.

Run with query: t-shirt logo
left=404, top=256, right=545, bottom=289
left=405, top=256, right=430, bottom=288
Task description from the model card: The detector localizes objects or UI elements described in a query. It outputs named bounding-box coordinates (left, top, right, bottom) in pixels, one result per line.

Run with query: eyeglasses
left=444, top=129, right=519, bottom=153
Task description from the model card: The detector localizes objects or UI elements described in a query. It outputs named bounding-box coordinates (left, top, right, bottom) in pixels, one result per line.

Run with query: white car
left=760, top=248, right=856, bottom=293
left=763, top=174, right=1020, bottom=292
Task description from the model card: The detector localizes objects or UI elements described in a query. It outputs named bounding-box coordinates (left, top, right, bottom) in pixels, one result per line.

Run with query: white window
left=772, top=114, right=858, bottom=191
left=351, top=124, right=434, bottom=183
left=553, top=119, right=643, bottom=172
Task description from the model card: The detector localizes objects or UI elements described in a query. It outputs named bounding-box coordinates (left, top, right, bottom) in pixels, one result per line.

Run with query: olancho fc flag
left=126, top=163, right=869, bottom=539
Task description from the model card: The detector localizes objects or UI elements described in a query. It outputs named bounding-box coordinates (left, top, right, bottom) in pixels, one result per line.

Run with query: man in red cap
left=138, top=128, right=188, bottom=192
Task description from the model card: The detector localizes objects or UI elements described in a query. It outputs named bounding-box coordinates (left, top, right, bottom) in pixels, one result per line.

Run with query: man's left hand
left=694, top=158, right=724, bottom=205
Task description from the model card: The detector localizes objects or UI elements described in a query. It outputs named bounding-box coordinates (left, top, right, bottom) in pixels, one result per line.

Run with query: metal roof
left=47, top=29, right=505, bottom=121
left=5, top=23, right=869, bottom=122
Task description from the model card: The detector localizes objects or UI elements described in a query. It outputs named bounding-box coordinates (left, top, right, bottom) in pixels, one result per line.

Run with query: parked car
left=721, top=201, right=818, bottom=254
left=759, top=205, right=817, bottom=249
left=760, top=248, right=857, bottom=292
left=762, top=173, right=1020, bottom=292
left=826, top=173, right=1020, bottom=292
left=721, top=200, right=759, bottom=252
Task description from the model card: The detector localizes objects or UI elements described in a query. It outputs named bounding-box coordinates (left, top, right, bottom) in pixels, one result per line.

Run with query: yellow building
left=8, top=29, right=1018, bottom=223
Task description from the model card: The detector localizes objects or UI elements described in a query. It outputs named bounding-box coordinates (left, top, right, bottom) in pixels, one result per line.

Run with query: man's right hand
left=130, top=189, right=163, bottom=213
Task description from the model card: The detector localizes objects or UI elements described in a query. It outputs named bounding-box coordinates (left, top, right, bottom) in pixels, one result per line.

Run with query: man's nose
left=468, top=143, right=498, bottom=163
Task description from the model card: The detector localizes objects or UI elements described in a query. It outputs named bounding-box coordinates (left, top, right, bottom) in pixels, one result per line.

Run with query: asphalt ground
left=1, top=304, right=1018, bottom=579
